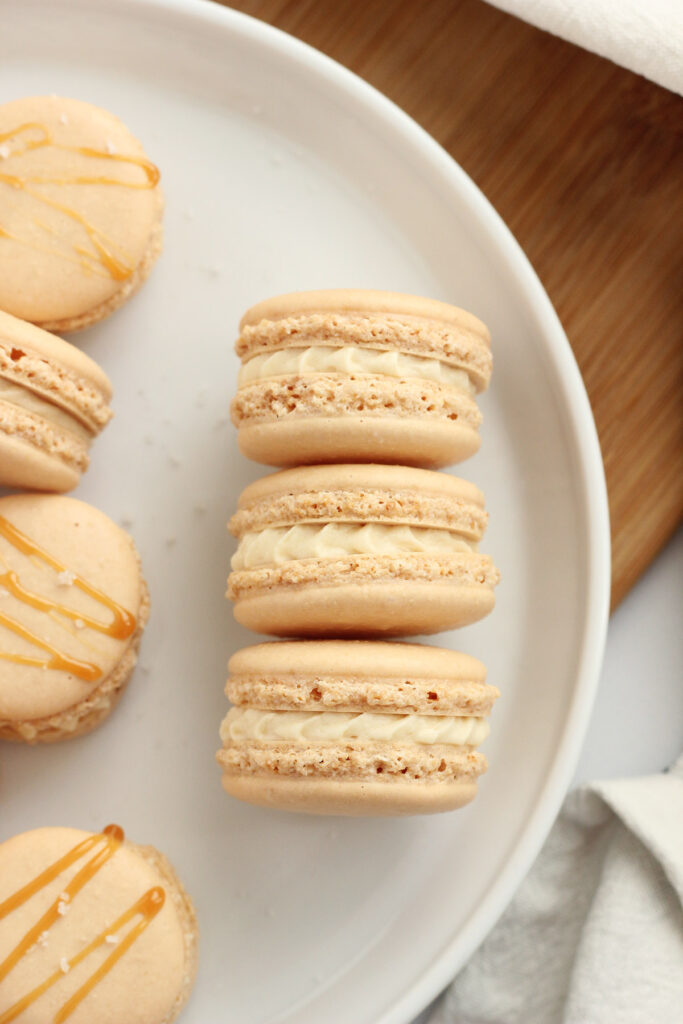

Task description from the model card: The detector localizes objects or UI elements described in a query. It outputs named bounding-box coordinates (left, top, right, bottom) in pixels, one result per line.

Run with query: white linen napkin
left=484, top=0, right=683, bottom=94
left=428, top=756, right=683, bottom=1024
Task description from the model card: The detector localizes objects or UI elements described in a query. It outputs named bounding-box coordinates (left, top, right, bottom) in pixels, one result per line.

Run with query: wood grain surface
left=219, top=0, right=683, bottom=606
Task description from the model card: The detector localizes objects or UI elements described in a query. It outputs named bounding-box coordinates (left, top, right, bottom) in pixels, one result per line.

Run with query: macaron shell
left=235, top=463, right=485, bottom=509
left=0, top=494, right=145, bottom=724
left=0, top=96, right=162, bottom=329
left=226, top=641, right=496, bottom=715
left=239, top=288, right=490, bottom=341
left=228, top=639, right=487, bottom=680
left=236, top=413, right=480, bottom=468
left=0, top=827, right=196, bottom=1024
left=0, top=429, right=82, bottom=491
left=221, top=772, right=478, bottom=816
left=231, top=579, right=496, bottom=637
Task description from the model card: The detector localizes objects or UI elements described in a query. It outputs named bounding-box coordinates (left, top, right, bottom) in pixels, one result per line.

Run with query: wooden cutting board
left=221, top=0, right=683, bottom=607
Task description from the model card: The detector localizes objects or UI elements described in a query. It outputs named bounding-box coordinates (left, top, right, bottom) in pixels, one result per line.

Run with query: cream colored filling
left=238, top=345, right=475, bottom=393
left=231, top=523, right=476, bottom=570
left=0, top=379, right=92, bottom=441
left=222, top=707, right=489, bottom=746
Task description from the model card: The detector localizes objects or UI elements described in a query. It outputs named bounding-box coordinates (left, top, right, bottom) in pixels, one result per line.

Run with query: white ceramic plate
left=0, top=1, right=610, bottom=1021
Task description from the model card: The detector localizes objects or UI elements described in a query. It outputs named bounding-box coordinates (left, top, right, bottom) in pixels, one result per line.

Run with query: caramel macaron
left=0, top=823, right=197, bottom=1023
left=0, top=95, right=163, bottom=331
left=218, top=640, right=499, bottom=815
left=227, top=464, right=499, bottom=637
left=0, top=311, right=113, bottom=492
left=0, top=494, right=149, bottom=744
left=232, top=289, right=491, bottom=468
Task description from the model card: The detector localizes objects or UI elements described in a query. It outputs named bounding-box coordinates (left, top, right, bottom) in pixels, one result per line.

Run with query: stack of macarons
left=220, top=289, right=500, bottom=816
left=0, top=94, right=165, bottom=744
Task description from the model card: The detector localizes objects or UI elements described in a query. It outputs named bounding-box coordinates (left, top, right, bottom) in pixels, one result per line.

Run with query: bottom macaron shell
left=232, top=582, right=496, bottom=637
left=221, top=773, right=479, bottom=816
left=0, top=429, right=81, bottom=491
left=237, top=415, right=480, bottom=469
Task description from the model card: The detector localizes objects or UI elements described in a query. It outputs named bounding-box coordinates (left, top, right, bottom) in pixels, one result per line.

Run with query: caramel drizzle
left=0, top=515, right=136, bottom=682
left=0, top=122, right=160, bottom=281
left=0, top=825, right=166, bottom=1024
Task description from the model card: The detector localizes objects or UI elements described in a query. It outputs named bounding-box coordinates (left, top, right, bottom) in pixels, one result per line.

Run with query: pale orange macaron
left=218, top=640, right=499, bottom=816
left=227, top=463, right=499, bottom=637
left=232, top=289, right=492, bottom=468
left=0, top=95, right=163, bottom=332
left=0, top=311, right=113, bottom=491
left=0, top=824, right=198, bottom=1023
left=0, top=494, right=149, bottom=743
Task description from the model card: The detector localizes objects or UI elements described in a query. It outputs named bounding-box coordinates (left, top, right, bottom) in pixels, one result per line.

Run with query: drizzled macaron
left=218, top=640, right=499, bottom=815
left=0, top=494, right=148, bottom=743
left=0, top=311, right=112, bottom=492
left=232, top=290, right=491, bottom=468
left=0, top=824, right=197, bottom=1023
left=227, top=464, right=499, bottom=637
left=0, top=95, right=163, bottom=331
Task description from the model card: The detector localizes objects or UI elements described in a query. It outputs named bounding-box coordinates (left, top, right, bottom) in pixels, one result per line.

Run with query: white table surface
left=412, top=526, right=683, bottom=1024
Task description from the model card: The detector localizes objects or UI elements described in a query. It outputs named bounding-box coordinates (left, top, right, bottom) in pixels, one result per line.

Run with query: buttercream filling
left=0, top=380, right=92, bottom=441
left=231, top=523, right=476, bottom=570
left=221, top=707, right=489, bottom=746
left=238, top=345, right=475, bottom=392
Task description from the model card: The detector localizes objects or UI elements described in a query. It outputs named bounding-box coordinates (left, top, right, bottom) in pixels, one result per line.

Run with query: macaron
left=0, top=494, right=149, bottom=744
left=0, top=823, right=197, bottom=1023
left=0, top=311, right=113, bottom=492
left=0, top=95, right=163, bottom=331
left=227, top=464, right=499, bottom=637
left=232, top=289, right=491, bottom=468
left=218, top=640, right=499, bottom=815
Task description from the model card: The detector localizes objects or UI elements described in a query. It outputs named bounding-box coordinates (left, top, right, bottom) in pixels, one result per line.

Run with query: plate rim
left=3, top=1, right=612, bottom=1021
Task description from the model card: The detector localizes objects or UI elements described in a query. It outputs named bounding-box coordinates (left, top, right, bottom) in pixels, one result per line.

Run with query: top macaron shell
left=0, top=494, right=144, bottom=731
left=0, top=827, right=192, bottom=1024
left=0, top=310, right=113, bottom=491
left=232, top=289, right=492, bottom=469
left=0, top=95, right=163, bottom=331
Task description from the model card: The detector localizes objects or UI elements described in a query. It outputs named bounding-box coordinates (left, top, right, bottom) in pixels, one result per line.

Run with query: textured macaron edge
left=227, top=552, right=500, bottom=599
left=229, top=486, right=488, bottom=538
left=129, top=839, right=199, bottom=1024
left=226, top=673, right=499, bottom=716
left=0, top=575, right=150, bottom=744
left=0, top=341, right=112, bottom=432
left=0, top=403, right=90, bottom=473
left=217, top=738, right=487, bottom=783
left=231, top=374, right=481, bottom=428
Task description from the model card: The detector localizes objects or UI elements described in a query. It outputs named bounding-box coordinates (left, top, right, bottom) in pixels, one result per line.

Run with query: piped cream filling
left=238, top=345, right=475, bottom=393
left=221, top=707, right=490, bottom=746
left=0, top=379, right=92, bottom=441
left=231, top=523, right=476, bottom=570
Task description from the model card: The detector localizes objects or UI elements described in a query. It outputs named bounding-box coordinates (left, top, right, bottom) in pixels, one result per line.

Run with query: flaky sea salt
left=57, top=899, right=70, bottom=916
left=0, top=144, right=10, bottom=159
left=37, top=931, right=49, bottom=948
left=59, top=113, right=69, bottom=125
left=56, top=570, right=75, bottom=587
left=105, top=139, right=117, bottom=155
left=105, top=934, right=119, bottom=945
left=60, top=957, right=70, bottom=974
left=74, top=619, right=85, bottom=630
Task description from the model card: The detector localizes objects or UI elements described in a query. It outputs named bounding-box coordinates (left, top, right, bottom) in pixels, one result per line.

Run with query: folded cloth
left=484, top=0, right=683, bottom=94
left=428, top=755, right=683, bottom=1024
